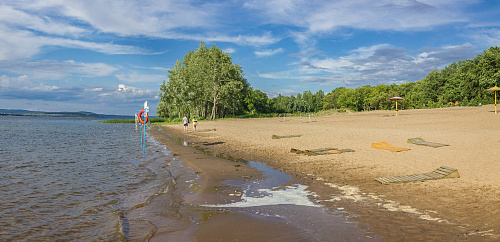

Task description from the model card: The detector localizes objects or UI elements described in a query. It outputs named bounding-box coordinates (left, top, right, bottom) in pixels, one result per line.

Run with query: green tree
left=244, top=88, right=266, bottom=114
left=157, top=60, right=193, bottom=118
left=157, top=42, right=249, bottom=119
left=314, top=90, right=325, bottom=112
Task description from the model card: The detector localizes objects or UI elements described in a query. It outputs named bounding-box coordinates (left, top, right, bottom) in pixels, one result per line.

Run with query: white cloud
left=263, top=89, right=302, bottom=98
left=71, top=61, right=119, bottom=77
left=0, top=25, right=44, bottom=60
left=55, top=0, right=216, bottom=36
left=0, top=76, right=157, bottom=107
left=115, top=84, right=156, bottom=100
left=309, top=57, right=352, bottom=70
left=0, top=4, right=90, bottom=37
left=244, top=0, right=470, bottom=32
left=50, top=1, right=281, bottom=46
left=469, top=28, right=500, bottom=49
left=244, top=0, right=476, bottom=51
left=255, top=48, right=284, bottom=57
left=131, top=65, right=168, bottom=72
left=258, top=70, right=302, bottom=80
left=115, top=73, right=165, bottom=83
left=189, top=32, right=280, bottom=47
left=0, top=80, right=158, bottom=115
left=223, top=47, right=236, bottom=54
left=0, top=24, right=148, bottom=60
left=0, top=75, right=58, bottom=91
left=258, top=43, right=479, bottom=87
left=0, top=1, right=282, bottom=61
left=0, top=60, right=118, bottom=80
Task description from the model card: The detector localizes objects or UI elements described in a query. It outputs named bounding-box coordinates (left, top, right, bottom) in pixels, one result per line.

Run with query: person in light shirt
left=182, top=115, right=188, bottom=131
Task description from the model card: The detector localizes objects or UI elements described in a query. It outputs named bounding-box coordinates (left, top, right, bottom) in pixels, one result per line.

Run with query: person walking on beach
left=182, top=115, right=188, bottom=131
left=192, top=117, right=197, bottom=131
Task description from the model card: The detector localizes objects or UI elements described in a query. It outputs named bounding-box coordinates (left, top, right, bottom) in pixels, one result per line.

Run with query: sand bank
left=159, top=104, right=500, bottom=240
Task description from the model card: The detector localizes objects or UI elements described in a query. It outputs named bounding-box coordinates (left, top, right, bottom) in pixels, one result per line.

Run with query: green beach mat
left=408, top=138, right=448, bottom=148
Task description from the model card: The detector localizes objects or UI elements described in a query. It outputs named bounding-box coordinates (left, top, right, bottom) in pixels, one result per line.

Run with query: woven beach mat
left=272, top=134, right=302, bottom=139
left=290, top=147, right=354, bottom=155
left=408, top=138, right=448, bottom=148
left=371, top=141, right=411, bottom=152
left=374, top=166, right=460, bottom=185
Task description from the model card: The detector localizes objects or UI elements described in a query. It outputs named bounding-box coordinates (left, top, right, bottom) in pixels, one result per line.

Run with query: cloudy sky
left=1, top=0, right=499, bottom=115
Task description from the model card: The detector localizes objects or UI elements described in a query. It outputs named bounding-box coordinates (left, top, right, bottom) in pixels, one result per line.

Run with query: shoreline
left=150, top=126, right=375, bottom=241
left=150, top=126, right=314, bottom=241
left=158, top=105, right=500, bottom=240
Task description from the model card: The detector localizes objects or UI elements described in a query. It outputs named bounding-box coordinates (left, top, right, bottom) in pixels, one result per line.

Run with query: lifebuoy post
left=139, top=101, right=149, bottom=155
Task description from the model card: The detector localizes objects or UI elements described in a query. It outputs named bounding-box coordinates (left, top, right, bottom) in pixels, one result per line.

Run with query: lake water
left=0, top=116, right=374, bottom=241
left=0, top=116, right=189, bottom=240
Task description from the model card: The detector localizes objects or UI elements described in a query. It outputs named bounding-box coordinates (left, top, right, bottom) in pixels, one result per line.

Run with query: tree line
left=157, top=45, right=500, bottom=118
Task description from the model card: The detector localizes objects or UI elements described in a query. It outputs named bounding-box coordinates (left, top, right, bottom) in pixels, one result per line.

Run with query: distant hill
left=0, top=109, right=133, bottom=119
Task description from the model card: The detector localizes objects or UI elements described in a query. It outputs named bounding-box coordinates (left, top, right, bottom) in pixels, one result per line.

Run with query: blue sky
left=1, top=0, right=499, bottom=115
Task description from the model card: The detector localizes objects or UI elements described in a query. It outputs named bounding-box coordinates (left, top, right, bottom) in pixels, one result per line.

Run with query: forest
left=157, top=44, right=500, bottom=119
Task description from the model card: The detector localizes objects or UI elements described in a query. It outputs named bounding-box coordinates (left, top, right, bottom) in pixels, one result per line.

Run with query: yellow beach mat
left=371, top=141, right=411, bottom=152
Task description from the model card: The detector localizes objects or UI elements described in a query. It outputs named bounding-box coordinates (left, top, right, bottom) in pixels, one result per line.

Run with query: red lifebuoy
left=138, top=109, right=148, bottom=124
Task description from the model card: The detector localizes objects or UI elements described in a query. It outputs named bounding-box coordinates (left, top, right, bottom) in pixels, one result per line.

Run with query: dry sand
left=159, top=104, right=500, bottom=240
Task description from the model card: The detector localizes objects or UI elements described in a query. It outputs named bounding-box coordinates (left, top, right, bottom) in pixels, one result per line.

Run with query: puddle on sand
left=215, top=161, right=317, bottom=207
left=204, top=161, right=377, bottom=241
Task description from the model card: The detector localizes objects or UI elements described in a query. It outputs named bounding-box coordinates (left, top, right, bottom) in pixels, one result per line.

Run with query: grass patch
left=100, top=119, right=135, bottom=123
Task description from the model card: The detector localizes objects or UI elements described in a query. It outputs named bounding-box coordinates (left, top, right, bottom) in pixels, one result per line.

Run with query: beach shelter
left=389, top=97, right=404, bottom=116
left=487, top=86, right=500, bottom=114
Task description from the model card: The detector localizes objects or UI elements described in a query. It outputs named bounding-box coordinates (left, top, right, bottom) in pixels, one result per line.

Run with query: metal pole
left=141, top=122, right=143, bottom=154
left=495, top=90, right=497, bottom=114
left=142, top=122, right=146, bottom=155
left=396, top=101, right=398, bottom=116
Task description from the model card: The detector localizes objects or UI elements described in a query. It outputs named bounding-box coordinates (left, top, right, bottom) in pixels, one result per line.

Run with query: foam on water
left=205, top=160, right=319, bottom=208
left=209, top=184, right=320, bottom=207
left=199, top=161, right=375, bottom=241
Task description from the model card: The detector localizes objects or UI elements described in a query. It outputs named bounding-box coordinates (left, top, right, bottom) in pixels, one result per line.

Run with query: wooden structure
left=374, top=166, right=460, bottom=185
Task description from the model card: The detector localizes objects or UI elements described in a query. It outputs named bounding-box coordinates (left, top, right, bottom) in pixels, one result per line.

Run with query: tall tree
left=157, top=42, right=248, bottom=119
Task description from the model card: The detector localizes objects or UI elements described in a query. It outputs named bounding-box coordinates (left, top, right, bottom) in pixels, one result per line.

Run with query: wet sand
left=158, top=104, right=500, bottom=241
left=150, top=127, right=373, bottom=241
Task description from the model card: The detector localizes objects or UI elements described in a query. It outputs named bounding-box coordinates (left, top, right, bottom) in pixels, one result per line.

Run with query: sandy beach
left=157, top=104, right=500, bottom=240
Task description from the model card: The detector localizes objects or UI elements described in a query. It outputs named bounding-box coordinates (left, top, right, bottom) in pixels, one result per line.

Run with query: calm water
left=0, top=116, right=188, bottom=241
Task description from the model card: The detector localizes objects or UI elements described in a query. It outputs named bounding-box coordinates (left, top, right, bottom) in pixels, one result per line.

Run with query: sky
left=1, top=0, right=499, bottom=115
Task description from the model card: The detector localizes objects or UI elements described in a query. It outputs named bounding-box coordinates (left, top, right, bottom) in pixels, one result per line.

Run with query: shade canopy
left=487, top=86, right=500, bottom=91
left=389, top=97, right=404, bottom=101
